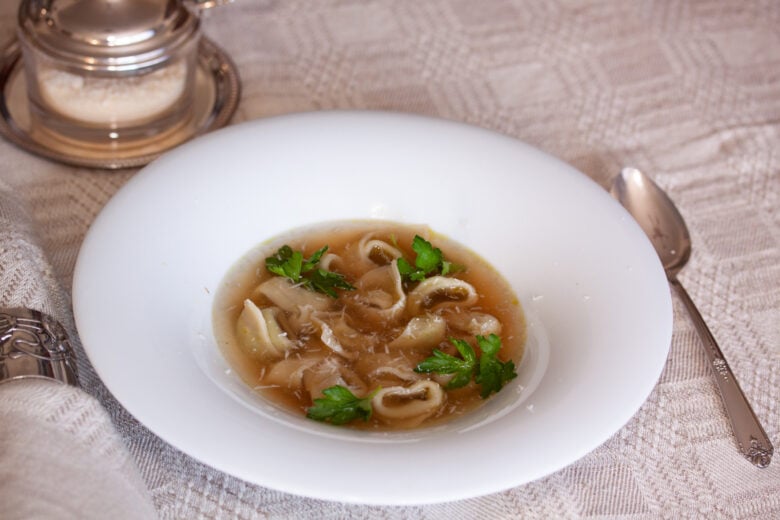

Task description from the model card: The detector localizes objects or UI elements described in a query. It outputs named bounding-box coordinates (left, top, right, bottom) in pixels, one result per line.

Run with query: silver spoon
left=611, top=167, right=773, bottom=468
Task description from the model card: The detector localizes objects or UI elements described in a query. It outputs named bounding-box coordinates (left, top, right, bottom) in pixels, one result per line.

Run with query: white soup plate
left=73, top=111, right=672, bottom=505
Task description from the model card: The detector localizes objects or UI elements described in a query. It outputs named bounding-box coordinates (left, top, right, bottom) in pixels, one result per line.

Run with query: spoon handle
left=669, top=277, right=773, bottom=468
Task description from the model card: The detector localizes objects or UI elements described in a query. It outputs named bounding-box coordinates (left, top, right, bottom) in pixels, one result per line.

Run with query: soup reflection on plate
left=212, top=221, right=526, bottom=430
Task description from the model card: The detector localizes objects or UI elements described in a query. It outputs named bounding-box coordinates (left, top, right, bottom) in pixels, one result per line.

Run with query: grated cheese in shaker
left=38, top=61, right=188, bottom=125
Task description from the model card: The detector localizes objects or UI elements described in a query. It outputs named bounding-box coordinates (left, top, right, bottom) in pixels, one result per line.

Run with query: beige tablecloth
left=1, top=1, right=778, bottom=518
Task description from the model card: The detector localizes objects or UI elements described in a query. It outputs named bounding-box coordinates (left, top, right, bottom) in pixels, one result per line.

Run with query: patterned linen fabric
left=0, top=380, right=157, bottom=520
left=1, top=1, right=778, bottom=518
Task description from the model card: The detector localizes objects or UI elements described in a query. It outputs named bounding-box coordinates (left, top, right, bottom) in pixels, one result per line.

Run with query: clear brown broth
left=213, top=221, right=526, bottom=430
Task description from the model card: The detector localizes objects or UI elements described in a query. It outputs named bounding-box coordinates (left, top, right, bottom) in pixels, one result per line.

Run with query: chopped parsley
left=414, top=337, right=477, bottom=389
left=306, top=385, right=380, bottom=425
left=265, top=245, right=355, bottom=298
left=396, top=235, right=460, bottom=282
left=474, top=334, right=517, bottom=398
left=415, top=334, right=517, bottom=398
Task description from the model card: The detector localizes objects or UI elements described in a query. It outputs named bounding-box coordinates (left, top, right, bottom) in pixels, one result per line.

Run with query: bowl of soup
left=213, top=220, right=527, bottom=431
left=73, top=111, right=672, bottom=504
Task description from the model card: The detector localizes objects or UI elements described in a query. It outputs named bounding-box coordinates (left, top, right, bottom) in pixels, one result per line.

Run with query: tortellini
left=372, top=380, right=445, bottom=427
left=236, top=300, right=294, bottom=361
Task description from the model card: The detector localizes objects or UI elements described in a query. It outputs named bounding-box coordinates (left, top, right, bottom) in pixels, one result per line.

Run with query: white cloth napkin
left=0, top=379, right=157, bottom=520
left=0, top=183, right=157, bottom=519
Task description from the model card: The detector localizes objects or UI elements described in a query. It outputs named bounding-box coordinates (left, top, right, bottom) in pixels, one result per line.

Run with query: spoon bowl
left=610, top=167, right=691, bottom=277
left=611, top=167, right=773, bottom=468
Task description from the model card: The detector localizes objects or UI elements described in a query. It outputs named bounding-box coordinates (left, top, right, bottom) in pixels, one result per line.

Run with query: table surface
left=1, top=1, right=778, bottom=518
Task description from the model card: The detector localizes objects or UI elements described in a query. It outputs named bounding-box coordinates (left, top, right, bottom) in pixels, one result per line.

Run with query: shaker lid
left=18, top=0, right=200, bottom=72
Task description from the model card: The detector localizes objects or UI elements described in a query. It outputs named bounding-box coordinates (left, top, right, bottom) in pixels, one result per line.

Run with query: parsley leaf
left=475, top=334, right=518, bottom=398
left=415, top=334, right=517, bottom=398
left=414, top=338, right=477, bottom=389
left=397, top=235, right=462, bottom=282
left=396, top=257, right=423, bottom=281
left=412, top=235, right=443, bottom=273
left=265, top=245, right=303, bottom=281
left=306, top=385, right=379, bottom=425
left=308, top=268, right=356, bottom=298
left=301, top=245, right=327, bottom=272
left=265, top=245, right=355, bottom=298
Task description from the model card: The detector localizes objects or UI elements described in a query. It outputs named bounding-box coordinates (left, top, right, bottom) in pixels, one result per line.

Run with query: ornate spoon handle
left=669, top=278, right=773, bottom=468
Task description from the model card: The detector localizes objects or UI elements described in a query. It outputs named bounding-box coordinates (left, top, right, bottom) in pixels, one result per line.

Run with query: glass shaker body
left=17, top=0, right=202, bottom=146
